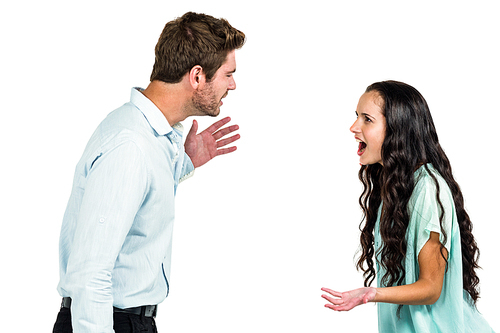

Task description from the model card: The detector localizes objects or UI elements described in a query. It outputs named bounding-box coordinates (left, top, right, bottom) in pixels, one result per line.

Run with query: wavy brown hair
left=355, top=81, right=480, bottom=308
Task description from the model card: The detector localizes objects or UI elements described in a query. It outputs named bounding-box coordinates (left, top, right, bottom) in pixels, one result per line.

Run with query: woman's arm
left=322, top=232, right=448, bottom=311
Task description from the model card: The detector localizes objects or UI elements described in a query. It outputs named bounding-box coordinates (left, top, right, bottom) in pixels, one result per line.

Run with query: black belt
left=61, top=297, right=157, bottom=318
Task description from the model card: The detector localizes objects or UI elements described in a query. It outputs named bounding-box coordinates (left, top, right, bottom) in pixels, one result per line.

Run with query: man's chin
left=208, top=107, right=221, bottom=117
left=193, top=106, right=220, bottom=118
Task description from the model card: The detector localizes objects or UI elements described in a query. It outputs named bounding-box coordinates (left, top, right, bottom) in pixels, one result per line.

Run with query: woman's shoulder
left=410, top=164, right=455, bottom=215
left=413, top=164, right=450, bottom=195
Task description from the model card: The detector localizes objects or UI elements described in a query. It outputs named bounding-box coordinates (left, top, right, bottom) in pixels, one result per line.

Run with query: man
left=53, top=12, right=245, bottom=332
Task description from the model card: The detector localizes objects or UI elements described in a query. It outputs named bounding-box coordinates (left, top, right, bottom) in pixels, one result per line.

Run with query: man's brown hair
left=150, top=12, right=245, bottom=84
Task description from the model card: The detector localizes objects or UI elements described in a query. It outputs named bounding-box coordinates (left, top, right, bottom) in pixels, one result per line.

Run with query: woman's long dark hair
left=355, top=81, right=480, bottom=307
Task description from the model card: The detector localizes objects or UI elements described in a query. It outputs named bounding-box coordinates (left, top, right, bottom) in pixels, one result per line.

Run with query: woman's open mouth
left=357, top=140, right=367, bottom=156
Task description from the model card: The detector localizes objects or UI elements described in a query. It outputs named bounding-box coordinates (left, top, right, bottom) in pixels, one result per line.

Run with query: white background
left=1, top=0, right=499, bottom=332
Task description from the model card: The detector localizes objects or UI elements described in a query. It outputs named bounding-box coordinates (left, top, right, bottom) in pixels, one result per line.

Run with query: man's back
left=57, top=89, right=193, bottom=330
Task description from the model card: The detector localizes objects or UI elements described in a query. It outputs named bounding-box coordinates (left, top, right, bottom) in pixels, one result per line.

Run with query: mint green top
left=374, top=165, right=494, bottom=333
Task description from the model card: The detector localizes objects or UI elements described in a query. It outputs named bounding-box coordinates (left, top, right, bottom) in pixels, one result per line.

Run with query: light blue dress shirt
left=375, top=165, right=494, bottom=332
left=57, top=88, right=194, bottom=332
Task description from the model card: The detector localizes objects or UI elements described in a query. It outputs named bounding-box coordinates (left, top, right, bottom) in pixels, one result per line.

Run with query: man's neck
left=141, top=80, right=192, bottom=126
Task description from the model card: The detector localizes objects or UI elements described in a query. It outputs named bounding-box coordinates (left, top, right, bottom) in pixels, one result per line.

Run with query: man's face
left=192, top=50, right=237, bottom=117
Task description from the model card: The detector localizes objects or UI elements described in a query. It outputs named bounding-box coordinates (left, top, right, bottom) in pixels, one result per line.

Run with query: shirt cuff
left=179, top=153, right=195, bottom=183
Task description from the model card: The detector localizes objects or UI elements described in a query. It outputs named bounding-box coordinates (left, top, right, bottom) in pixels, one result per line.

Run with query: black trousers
left=53, top=307, right=158, bottom=333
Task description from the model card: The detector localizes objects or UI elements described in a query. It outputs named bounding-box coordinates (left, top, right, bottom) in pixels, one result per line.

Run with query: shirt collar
left=130, top=87, right=184, bottom=137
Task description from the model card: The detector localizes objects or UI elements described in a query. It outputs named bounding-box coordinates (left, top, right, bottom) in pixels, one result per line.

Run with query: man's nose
left=228, top=76, right=236, bottom=90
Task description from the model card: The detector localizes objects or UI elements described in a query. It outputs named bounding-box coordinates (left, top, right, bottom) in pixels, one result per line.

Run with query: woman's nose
left=350, top=119, right=360, bottom=133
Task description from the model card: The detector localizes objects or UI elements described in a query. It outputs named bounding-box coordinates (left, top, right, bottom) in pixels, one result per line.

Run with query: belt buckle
left=145, top=305, right=157, bottom=317
left=61, top=297, right=72, bottom=308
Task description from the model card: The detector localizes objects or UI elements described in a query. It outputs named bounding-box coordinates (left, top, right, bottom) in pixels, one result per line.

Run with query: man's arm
left=64, top=141, right=149, bottom=332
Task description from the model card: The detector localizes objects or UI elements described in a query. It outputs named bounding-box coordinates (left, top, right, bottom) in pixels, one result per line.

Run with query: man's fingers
left=216, top=146, right=237, bottom=156
left=204, top=116, right=232, bottom=134
left=212, top=124, right=239, bottom=140
left=216, top=134, right=240, bottom=148
left=187, top=119, right=198, bottom=137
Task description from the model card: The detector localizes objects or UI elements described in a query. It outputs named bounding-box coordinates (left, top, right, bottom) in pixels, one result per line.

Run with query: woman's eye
left=365, top=116, right=372, bottom=123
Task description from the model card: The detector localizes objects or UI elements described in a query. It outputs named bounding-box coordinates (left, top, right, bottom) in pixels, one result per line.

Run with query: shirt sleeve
left=410, top=175, right=454, bottom=258
left=64, top=141, right=149, bottom=332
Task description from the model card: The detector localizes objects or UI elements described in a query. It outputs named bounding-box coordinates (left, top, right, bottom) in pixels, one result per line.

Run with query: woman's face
left=350, top=91, right=386, bottom=166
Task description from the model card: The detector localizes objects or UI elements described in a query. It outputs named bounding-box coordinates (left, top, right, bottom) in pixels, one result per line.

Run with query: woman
left=321, top=81, right=494, bottom=332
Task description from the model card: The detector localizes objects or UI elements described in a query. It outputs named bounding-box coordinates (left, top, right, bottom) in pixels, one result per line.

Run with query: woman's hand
left=321, top=287, right=377, bottom=311
left=321, top=232, right=448, bottom=312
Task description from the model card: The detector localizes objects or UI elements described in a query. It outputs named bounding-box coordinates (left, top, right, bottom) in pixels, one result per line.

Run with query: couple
left=53, top=12, right=494, bottom=333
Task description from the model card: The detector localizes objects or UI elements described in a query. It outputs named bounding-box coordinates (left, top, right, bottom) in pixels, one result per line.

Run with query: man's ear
left=189, top=65, right=205, bottom=89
